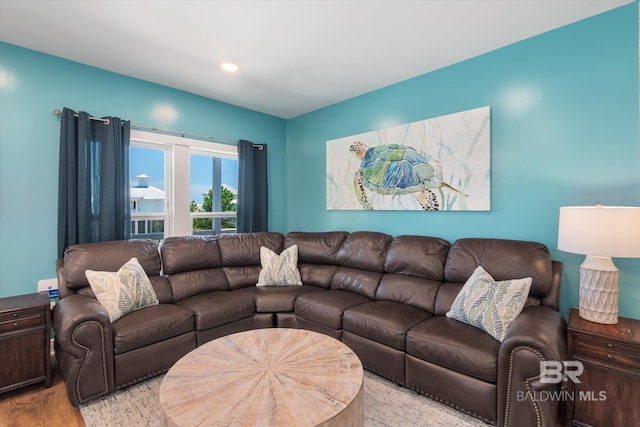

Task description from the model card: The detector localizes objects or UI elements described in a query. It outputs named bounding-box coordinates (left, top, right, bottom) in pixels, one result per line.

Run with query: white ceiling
left=0, top=1, right=632, bottom=119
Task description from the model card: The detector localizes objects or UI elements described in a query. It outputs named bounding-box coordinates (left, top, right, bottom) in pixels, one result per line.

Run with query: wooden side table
left=0, top=292, right=51, bottom=393
left=566, top=308, right=640, bottom=427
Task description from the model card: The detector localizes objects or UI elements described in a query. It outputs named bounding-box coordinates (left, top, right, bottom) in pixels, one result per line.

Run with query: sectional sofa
left=53, top=231, right=566, bottom=426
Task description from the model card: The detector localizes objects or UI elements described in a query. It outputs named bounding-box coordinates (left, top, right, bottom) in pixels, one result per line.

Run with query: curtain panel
left=237, top=140, right=268, bottom=233
left=57, top=108, right=131, bottom=257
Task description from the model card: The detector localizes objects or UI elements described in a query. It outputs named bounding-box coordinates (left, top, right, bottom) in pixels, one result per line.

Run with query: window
left=130, top=144, right=167, bottom=240
left=190, top=152, right=238, bottom=235
left=129, top=130, right=238, bottom=240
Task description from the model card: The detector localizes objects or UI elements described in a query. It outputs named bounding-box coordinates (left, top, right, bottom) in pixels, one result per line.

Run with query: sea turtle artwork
left=349, top=142, right=466, bottom=211
left=326, top=107, right=490, bottom=211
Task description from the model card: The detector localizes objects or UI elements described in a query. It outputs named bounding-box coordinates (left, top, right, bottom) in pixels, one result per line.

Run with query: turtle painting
left=349, top=142, right=466, bottom=210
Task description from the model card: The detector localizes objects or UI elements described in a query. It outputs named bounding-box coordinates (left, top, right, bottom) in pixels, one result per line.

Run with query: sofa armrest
left=497, top=305, right=567, bottom=427
left=52, top=294, right=115, bottom=406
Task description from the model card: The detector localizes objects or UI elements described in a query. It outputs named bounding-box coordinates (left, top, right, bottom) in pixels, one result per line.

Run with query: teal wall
left=286, top=3, right=640, bottom=319
left=0, top=43, right=287, bottom=298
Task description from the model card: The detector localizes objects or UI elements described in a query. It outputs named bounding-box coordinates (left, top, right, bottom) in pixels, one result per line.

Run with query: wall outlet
left=38, top=278, right=59, bottom=309
left=38, top=277, right=58, bottom=293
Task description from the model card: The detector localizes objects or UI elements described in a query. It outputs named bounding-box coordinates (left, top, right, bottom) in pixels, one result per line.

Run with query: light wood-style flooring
left=0, top=355, right=84, bottom=427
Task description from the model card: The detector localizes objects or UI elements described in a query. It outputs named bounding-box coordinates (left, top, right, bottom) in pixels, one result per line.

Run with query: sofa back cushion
left=161, top=235, right=222, bottom=273
left=330, top=232, right=392, bottom=299
left=166, top=269, right=230, bottom=302
left=148, top=276, right=174, bottom=303
left=284, top=231, right=348, bottom=264
left=64, top=239, right=161, bottom=289
left=160, top=236, right=228, bottom=302
left=376, top=275, right=442, bottom=313
left=336, top=231, right=392, bottom=272
left=330, top=267, right=384, bottom=300
left=218, top=232, right=283, bottom=266
left=61, top=239, right=173, bottom=303
left=384, top=235, right=450, bottom=280
left=284, top=231, right=348, bottom=289
left=375, top=235, right=450, bottom=312
left=218, top=232, right=284, bottom=290
left=444, top=238, right=553, bottom=301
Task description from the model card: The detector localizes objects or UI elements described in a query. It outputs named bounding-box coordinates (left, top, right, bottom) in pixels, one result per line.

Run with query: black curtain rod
left=52, top=108, right=264, bottom=149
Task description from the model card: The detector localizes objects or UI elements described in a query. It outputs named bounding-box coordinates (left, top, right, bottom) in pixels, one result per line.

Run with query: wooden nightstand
left=566, top=308, right=640, bottom=427
left=0, top=292, right=51, bottom=393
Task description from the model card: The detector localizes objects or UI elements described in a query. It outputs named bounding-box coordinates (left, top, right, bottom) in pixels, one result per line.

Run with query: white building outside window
left=129, top=130, right=238, bottom=241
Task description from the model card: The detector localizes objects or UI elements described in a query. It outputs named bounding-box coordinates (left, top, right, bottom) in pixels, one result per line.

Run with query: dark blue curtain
left=57, top=108, right=131, bottom=257
left=236, top=140, right=268, bottom=232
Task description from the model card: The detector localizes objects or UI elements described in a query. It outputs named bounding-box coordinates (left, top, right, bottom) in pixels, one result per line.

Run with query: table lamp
left=558, top=205, right=640, bottom=324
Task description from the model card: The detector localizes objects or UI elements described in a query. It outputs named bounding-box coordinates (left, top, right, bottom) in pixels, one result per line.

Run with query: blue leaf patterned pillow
left=85, top=257, right=159, bottom=322
left=446, top=266, right=531, bottom=342
left=257, top=245, right=302, bottom=286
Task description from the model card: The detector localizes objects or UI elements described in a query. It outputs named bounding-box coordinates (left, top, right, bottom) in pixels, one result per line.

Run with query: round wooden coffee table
left=159, top=328, right=364, bottom=426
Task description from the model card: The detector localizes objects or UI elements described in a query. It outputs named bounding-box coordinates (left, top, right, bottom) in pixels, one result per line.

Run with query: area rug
left=81, top=371, right=488, bottom=426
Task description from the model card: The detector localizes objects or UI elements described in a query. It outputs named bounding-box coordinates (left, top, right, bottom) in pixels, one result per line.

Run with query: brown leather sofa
left=53, top=231, right=566, bottom=426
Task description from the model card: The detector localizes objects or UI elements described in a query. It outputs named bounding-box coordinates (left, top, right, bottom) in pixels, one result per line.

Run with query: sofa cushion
left=446, top=266, right=531, bottom=342
left=149, top=276, right=174, bottom=304
left=160, top=235, right=222, bottom=274
left=299, top=264, right=339, bottom=289
left=217, top=232, right=283, bottom=267
left=433, top=282, right=464, bottom=316
left=384, top=235, right=449, bottom=280
left=167, top=269, right=230, bottom=302
left=445, top=238, right=552, bottom=300
left=177, top=291, right=255, bottom=331
left=233, top=285, right=325, bottom=312
left=330, top=267, right=383, bottom=300
left=284, top=231, right=347, bottom=290
left=406, top=316, right=501, bottom=383
left=64, top=239, right=161, bottom=290
left=257, top=245, right=302, bottom=286
left=85, top=257, right=159, bottom=322
left=223, top=266, right=262, bottom=291
left=374, top=274, right=441, bottom=313
left=343, top=301, right=431, bottom=351
left=112, top=304, right=194, bottom=354
left=294, top=290, right=369, bottom=330
left=336, top=231, right=392, bottom=272
left=284, top=231, right=349, bottom=264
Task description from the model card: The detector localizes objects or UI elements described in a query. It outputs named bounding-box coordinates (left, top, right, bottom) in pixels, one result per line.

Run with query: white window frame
left=130, top=129, right=237, bottom=238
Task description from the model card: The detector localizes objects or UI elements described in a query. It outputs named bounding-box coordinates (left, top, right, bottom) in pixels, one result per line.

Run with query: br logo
left=540, top=361, right=584, bottom=384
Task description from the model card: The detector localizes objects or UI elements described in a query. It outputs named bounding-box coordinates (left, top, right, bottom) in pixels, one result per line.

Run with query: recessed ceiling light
left=222, top=62, right=238, bottom=72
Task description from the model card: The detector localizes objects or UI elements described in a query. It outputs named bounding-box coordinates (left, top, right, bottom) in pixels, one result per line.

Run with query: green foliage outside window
left=191, top=187, right=236, bottom=231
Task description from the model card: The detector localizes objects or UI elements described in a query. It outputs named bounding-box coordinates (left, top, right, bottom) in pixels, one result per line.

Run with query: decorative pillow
left=85, top=257, right=159, bottom=322
left=257, top=245, right=302, bottom=286
left=446, top=266, right=532, bottom=342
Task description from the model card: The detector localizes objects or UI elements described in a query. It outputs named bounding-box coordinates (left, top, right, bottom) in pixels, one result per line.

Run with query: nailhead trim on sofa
left=72, top=321, right=109, bottom=404
left=503, top=346, right=544, bottom=427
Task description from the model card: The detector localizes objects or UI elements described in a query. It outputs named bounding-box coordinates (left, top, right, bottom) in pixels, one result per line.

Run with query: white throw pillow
left=85, top=257, right=159, bottom=322
left=257, top=245, right=302, bottom=286
left=446, top=266, right=531, bottom=342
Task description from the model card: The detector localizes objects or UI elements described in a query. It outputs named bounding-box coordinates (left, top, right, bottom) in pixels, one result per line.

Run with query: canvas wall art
left=326, top=106, right=491, bottom=211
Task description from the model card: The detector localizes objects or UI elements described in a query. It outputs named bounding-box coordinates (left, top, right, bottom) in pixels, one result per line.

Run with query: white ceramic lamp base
left=578, top=255, right=619, bottom=324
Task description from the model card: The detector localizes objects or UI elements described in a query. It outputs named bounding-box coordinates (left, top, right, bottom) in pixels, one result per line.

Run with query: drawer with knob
left=0, top=308, right=45, bottom=333
left=574, top=334, right=640, bottom=371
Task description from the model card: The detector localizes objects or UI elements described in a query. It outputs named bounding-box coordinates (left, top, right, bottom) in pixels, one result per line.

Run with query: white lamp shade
left=558, top=206, right=640, bottom=258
